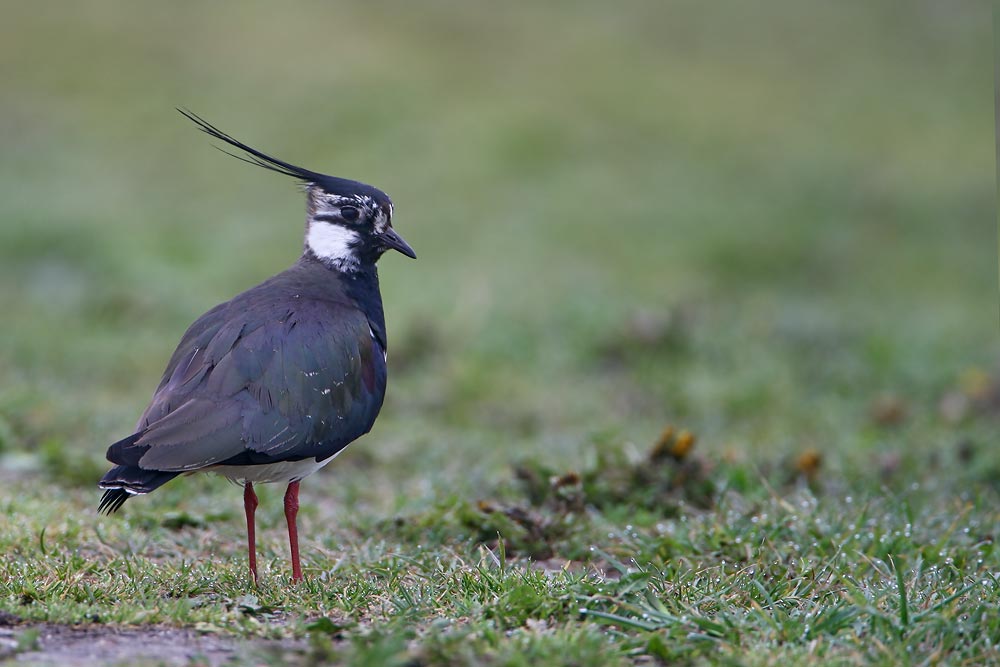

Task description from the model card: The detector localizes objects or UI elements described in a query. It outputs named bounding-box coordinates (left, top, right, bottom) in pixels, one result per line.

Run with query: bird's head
left=304, top=184, right=415, bottom=271
left=179, top=109, right=416, bottom=272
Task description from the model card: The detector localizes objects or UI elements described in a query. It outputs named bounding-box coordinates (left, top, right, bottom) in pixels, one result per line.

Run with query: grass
left=1, top=453, right=997, bottom=665
left=0, top=1, right=997, bottom=665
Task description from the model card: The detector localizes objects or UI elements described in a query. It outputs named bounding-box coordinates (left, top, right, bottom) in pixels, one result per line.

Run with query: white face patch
left=373, top=207, right=390, bottom=234
left=306, top=222, right=360, bottom=270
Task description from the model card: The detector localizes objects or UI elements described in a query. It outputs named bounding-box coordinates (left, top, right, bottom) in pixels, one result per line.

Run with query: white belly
left=212, top=450, right=344, bottom=484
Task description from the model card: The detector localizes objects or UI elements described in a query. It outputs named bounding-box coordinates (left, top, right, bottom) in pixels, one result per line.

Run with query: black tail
left=98, top=488, right=132, bottom=515
left=98, top=465, right=179, bottom=515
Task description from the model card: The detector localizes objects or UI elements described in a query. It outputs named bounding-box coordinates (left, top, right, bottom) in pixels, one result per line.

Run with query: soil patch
left=0, top=624, right=305, bottom=667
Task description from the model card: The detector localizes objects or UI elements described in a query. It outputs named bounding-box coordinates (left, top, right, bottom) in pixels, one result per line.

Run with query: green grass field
left=0, top=2, right=997, bottom=665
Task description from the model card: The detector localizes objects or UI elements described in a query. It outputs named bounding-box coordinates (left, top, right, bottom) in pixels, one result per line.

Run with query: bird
left=98, top=110, right=415, bottom=583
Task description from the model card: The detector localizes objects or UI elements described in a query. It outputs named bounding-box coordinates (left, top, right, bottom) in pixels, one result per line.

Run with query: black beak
left=381, top=228, right=416, bottom=259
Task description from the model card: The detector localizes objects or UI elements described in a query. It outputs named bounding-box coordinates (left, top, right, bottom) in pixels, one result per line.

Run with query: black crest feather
left=177, top=109, right=390, bottom=203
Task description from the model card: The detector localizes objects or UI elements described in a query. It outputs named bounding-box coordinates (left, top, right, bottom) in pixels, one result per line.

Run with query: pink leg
left=284, top=481, right=302, bottom=582
left=244, top=482, right=259, bottom=584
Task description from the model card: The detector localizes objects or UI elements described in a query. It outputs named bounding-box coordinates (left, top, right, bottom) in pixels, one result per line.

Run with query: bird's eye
left=340, top=206, right=360, bottom=222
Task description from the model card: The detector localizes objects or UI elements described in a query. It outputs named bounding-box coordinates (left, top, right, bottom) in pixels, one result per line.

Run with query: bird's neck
left=344, top=264, right=387, bottom=347
left=299, top=255, right=387, bottom=343
left=340, top=263, right=382, bottom=306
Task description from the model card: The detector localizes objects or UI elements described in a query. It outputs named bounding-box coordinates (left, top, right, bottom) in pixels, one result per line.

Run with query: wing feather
left=108, top=295, right=386, bottom=472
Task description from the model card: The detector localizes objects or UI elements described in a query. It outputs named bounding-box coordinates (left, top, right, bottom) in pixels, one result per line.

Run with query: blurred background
left=0, top=1, right=994, bottom=509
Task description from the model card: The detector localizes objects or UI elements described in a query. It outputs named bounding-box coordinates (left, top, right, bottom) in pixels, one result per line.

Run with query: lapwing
left=98, top=110, right=415, bottom=583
